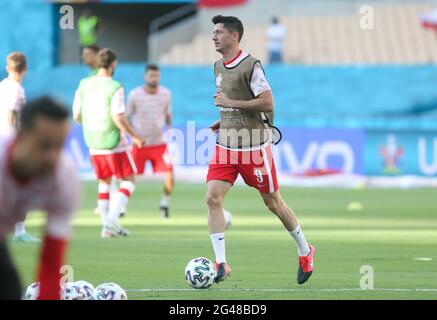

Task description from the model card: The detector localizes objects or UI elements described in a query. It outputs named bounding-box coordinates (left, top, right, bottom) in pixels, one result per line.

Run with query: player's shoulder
left=214, top=57, right=225, bottom=65
left=128, top=86, right=144, bottom=99
left=0, top=78, right=21, bottom=91
left=158, top=85, right=171, bottom=95
left=78, top=76, right=92, bottom=86
left=246, top=54, right=261, bottom=65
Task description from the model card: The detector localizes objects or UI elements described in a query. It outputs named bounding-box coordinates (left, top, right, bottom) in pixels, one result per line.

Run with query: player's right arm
left=113, top=114, right=144, bottom=148
left=38, top=158, right=80, bottom=300
left=125, top=89, right=136, bottom=124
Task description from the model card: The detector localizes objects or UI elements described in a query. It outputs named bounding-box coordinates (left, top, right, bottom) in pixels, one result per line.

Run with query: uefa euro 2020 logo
left=380, top=134, right=404, bottom=175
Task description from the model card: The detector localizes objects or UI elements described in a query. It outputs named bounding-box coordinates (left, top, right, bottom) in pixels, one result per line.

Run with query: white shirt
left=267, top=24, right=286, bottom=52
left=72, top=77, right=129, bottom=155
left=126, top=85, right=172, bottom=146
left=223, top=51, right=272, bottom=97
left=0, top=78, right=26, bottom=135
left=0, top=134, right=80, bottom=239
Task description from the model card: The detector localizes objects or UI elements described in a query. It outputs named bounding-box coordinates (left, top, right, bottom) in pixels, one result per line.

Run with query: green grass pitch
left=10, top=181, right=437, bottom=300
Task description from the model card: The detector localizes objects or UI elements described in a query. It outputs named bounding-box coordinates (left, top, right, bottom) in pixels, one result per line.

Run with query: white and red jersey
left=126, top=85, right=172, bottom=146
left=0, top=77, right=26, bottom=135
left=72, top=76, right=129, bottom=155
left=0, top=134, right=80, bottom=239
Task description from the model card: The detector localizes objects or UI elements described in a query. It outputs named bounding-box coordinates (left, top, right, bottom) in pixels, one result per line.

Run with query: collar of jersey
left=223, top=50, right=249, bottom=69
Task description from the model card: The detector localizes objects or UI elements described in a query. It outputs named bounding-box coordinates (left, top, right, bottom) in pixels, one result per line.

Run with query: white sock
left=98, top=183, right=111, bottom=227
left=160, top=194, right=171, bottom=207
left=14, top=222, right=26, bottom=236
left=289, top=225, right=310, bottom=256
left=108, top=181, right=135, bottom=224
left=210, top=233, right=226, bottom=264
left=110, top=179, right=118, bottom=198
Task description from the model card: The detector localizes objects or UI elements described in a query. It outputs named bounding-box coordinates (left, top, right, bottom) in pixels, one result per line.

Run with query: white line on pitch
left=125, top=288, right=437, bottom=293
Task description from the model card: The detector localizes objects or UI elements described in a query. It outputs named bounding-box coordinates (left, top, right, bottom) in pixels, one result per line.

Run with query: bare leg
left=160, top=171, right=174, bottom=218
left=163, top=171, right=174, bottom=196
left=260, top=190, right=310, bottom=256
left=205, top=180, right=232, bottom=234
left=205, top=180, right=233, bottom=281
left=260, top=190, right=299, bottom=231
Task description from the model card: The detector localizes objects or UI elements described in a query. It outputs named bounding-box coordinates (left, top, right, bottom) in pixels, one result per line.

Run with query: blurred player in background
left=207, top=15, right=315, bottom=284
left=126, top=64, right=174, bottom=218
left=266, top=16, right=286, bottom=64
left=0, top=97, right=80, bottom=300
left=78, top=8, right=101, bottom=51
left=0, top=51, right=40, bottom=243
left=73, top=48, right=144, bottom=238
left=79, top=43, right=119, bottom=215
left=81, top=44, right=100, bottom=77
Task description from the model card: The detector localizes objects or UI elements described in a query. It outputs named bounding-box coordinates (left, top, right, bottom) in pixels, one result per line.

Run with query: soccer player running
left=0, top=52, right=40, bottom=243
left=73, top=48, right=145, bottom=238
left=207, top=16, right=315, bottom=284
left=0, top=97, right=80, bottom=300
left=126, top=64, right=174, bottom=218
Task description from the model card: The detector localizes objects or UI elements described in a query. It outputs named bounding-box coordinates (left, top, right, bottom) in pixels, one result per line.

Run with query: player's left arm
left=37, top=160, right=80, bottom=300
left=72, top=90, right=82, bottom=123
left=7, top=110, right=19, bottom=129
left=165, top=92, right=173, bottom=129
left=111, top=87, right=144, bottom=147
left=125, top=90, right=136, bottom=124
left=6, top=88, right=23, bottom=129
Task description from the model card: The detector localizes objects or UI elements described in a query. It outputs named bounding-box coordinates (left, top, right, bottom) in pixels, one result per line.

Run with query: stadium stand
left=159, top=2, right=437, bottom=64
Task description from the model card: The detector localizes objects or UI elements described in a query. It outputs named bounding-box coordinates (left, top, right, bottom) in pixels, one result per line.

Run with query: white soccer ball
left=74, top=280, right=95, bottom=300
left=93, top=283, right=128, bottom=300
left=223, top=209, right=233, bottom=230
left=185, top=257, right=216, bottom=289
left=62, top=282, right=87, bottom=300
left=23, top=282, right=39, bottom=300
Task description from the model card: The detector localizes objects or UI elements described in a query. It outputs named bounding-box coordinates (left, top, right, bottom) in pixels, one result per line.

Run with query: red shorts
left=91, top=151, right=137, bottom=180
left=206, top=145, right=279, bottom=194
left=132, top=144, right=173, bottom=174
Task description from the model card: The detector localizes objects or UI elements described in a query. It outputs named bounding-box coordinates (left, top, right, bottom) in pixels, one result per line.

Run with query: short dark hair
left=83, top=45, right=100, bottom=53
left=212, top=15, right=244, bottom=42
left=20, top=96, right=69, bottom=132
left=146, top=63, right=159, bottom=72
left=97, top=48, right=117, bottom=69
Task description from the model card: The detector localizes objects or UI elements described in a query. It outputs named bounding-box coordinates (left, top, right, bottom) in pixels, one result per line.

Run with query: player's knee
left=164, top=186, right=173, bottom=195
left=101, top=177, right=112, bottom=184
left=263, top=196, right=281, bottom=214
left=124, top=175, right=135, bottom=183
left=205, top=192, right=223, bottom=209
